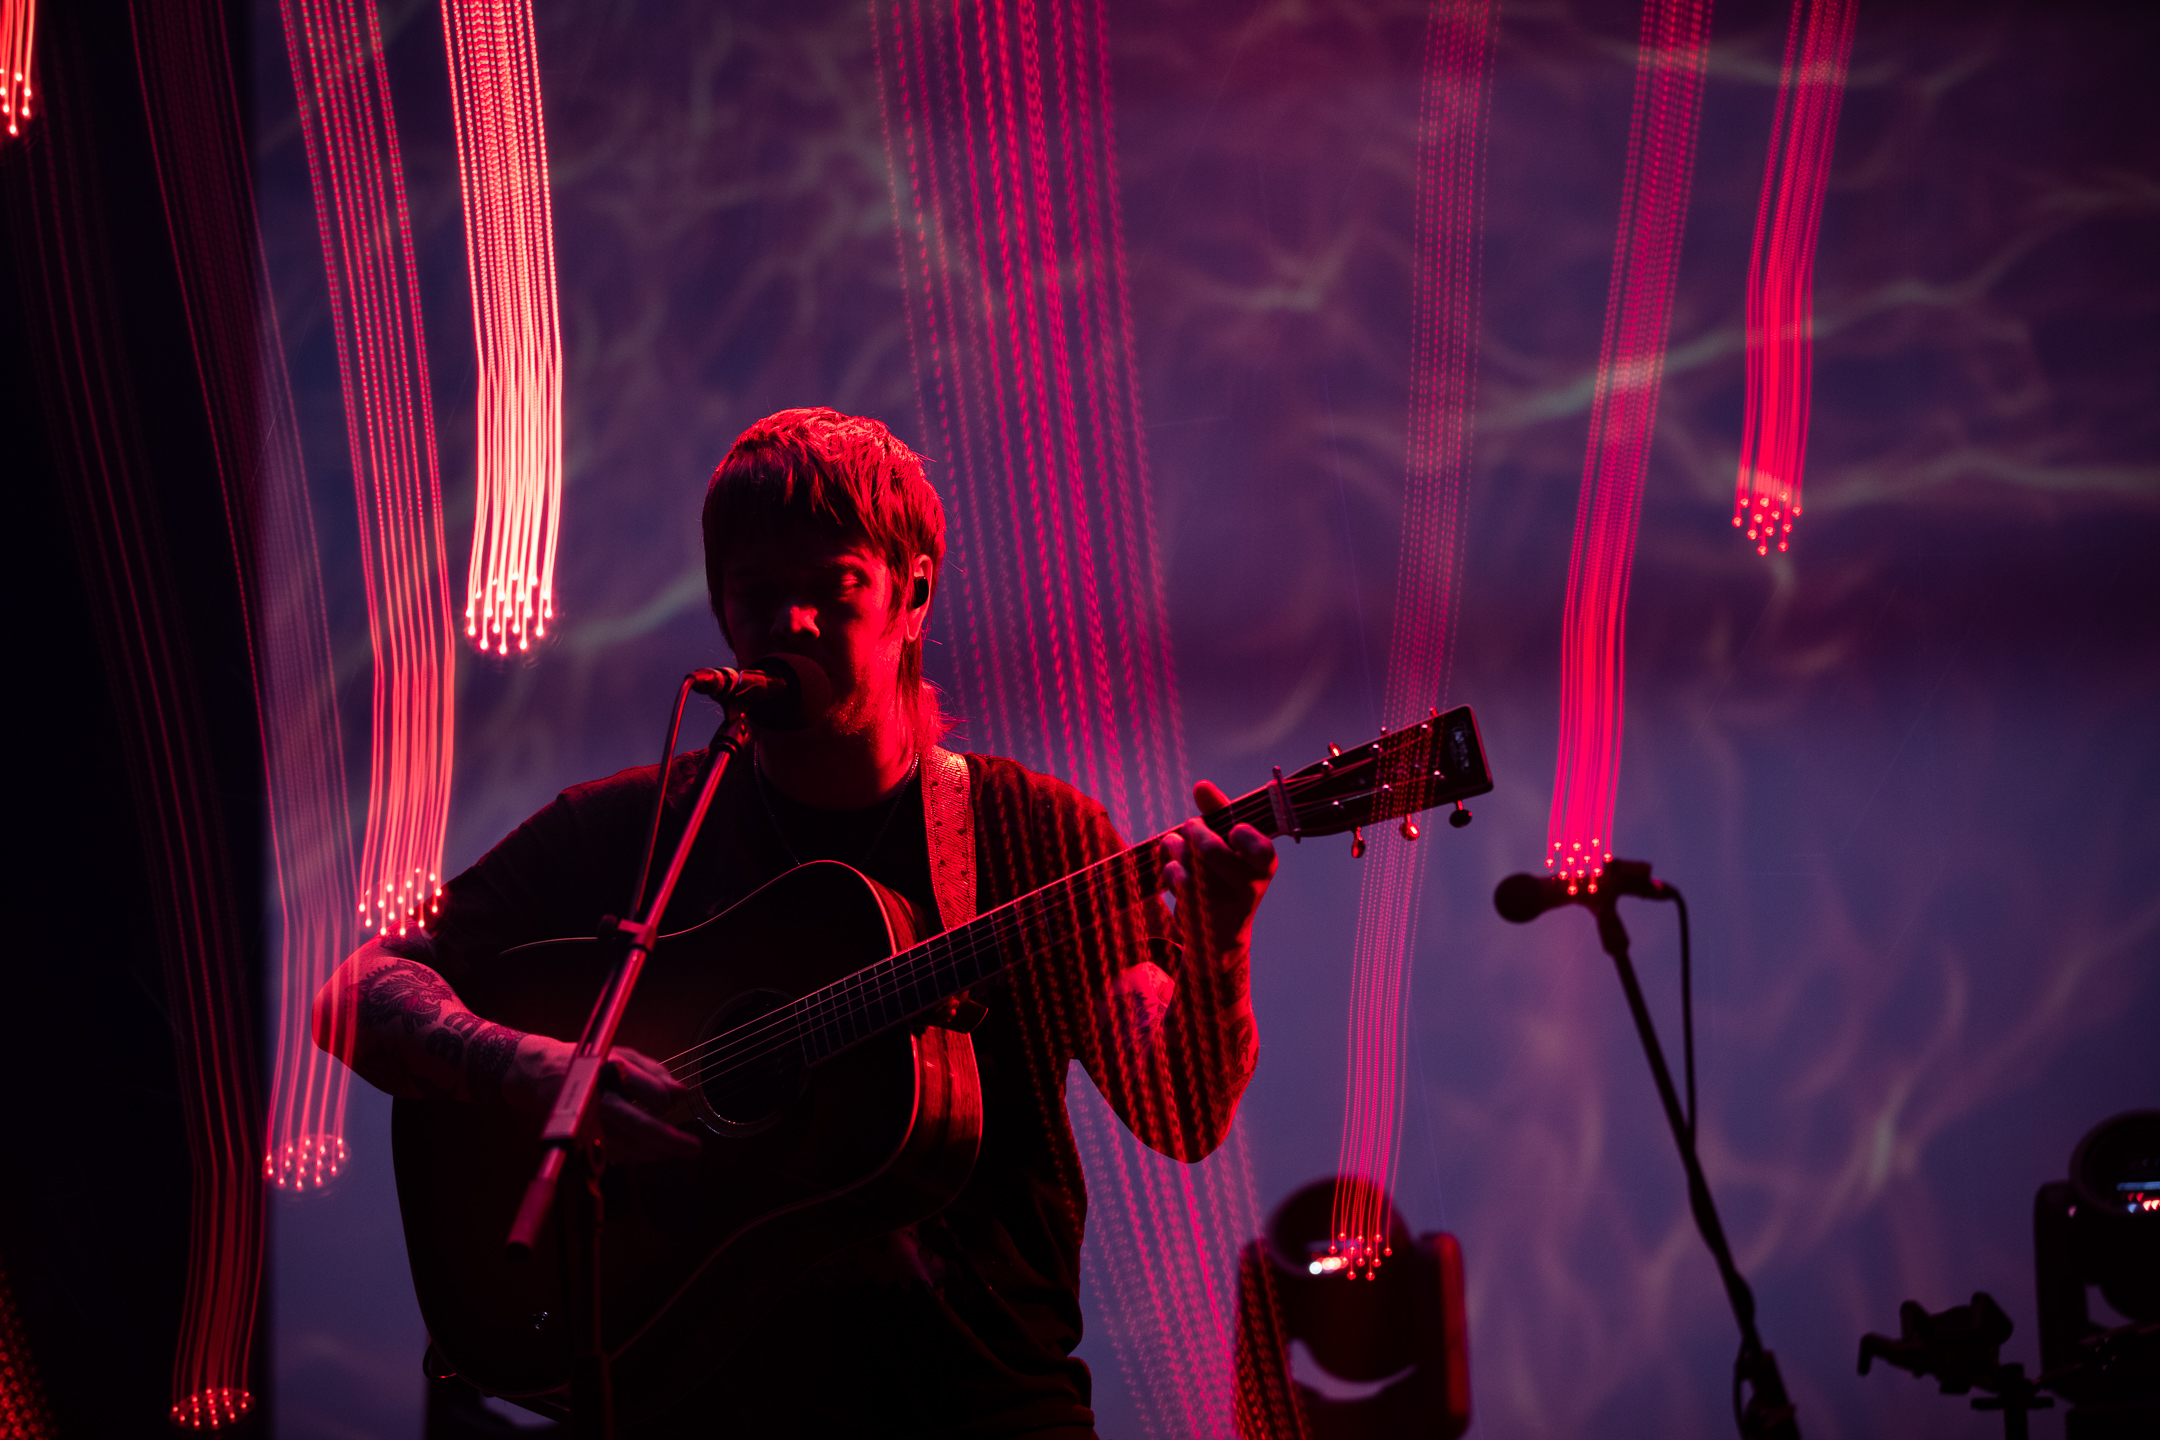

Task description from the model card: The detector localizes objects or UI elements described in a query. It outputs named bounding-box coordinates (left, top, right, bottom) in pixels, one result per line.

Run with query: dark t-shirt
left=401, top=747, right=1243, bottom=1438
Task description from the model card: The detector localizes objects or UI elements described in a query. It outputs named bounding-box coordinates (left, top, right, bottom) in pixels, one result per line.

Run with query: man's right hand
left=315, top=938, right=703, bottom=1164
left=505, top=1035, right=703, bottom=1164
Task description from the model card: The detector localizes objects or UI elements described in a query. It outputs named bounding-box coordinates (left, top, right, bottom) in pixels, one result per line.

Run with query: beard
left=762, top=624, right=915, bottom=752
left=817, top=674, right=901, bottom=743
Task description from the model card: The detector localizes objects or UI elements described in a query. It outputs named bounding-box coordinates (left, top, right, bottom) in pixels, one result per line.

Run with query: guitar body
left=391, top=861, right=983, bottom=1419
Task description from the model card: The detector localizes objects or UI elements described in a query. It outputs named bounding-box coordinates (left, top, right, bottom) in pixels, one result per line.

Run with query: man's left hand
left=1159, top=780, right=1278, bottom=960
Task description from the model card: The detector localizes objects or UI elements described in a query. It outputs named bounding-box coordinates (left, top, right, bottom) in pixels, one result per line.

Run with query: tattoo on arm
left=352, top=959, right=521, bottom=1105
left=422, top=1024, right=467, bottom=1071
left=357, top=960, right=457, bottom=1036
left=464, top=1025, right=523, bottom=1108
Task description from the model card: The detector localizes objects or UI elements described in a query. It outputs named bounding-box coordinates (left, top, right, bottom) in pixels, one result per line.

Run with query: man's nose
left=771, top=603, right=819, bottom=638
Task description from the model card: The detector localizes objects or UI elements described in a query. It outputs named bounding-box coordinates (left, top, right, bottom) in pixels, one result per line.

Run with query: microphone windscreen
left=1494, top=873, right=1552, bottom=924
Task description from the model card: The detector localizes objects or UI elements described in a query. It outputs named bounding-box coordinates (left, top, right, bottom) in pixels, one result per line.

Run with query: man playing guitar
left=315, top=407, right=1277, bottom=1436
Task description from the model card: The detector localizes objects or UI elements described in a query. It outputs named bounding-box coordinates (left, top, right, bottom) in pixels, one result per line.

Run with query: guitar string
left=669, top=903, right=1139, bottom=1090
left=645, top=786, right=1284, bottom=1078
left=659, top=758, right=1454, bottom=1090
left=653, top=758, right=1447, bottom=1087
left=656, top=760, right=1440, bottom=1089
left=660, top=838, right=1169, bottom=1087
left=646, top=776, right=1305, bottom=1081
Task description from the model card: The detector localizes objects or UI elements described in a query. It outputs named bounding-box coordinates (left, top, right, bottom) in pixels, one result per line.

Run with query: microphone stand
left=1586, top=886, right=1801, bottom=1440
left=502, top=704, right=754, bottom=1439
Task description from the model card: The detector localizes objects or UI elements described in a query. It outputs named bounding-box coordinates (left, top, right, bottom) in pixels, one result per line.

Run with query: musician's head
left=704, top=407, right=947, bottom=747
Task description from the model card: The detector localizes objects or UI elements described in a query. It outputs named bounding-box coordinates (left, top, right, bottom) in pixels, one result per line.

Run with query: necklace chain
left=754, top=750, right=920, bottom=870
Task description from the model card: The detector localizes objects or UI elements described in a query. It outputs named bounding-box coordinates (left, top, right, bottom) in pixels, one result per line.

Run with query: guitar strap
left=922, top=746, right=977, bottom=932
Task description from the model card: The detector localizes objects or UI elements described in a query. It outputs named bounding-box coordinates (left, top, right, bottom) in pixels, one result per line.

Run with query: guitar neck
left=781, top=704, right=1490, bottom=1066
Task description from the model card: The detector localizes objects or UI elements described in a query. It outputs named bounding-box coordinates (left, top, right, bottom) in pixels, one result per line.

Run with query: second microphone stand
left=1584, top=875, right=1802, bottom=1440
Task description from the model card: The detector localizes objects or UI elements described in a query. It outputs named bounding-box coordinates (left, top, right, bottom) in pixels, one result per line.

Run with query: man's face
left=719, top=527, right=920, bottom=737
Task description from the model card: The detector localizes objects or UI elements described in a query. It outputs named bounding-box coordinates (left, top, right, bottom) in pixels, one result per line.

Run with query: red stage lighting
left=1546, top=0, right=1714, bottom=895
left=280, top=0, right=458, bottom=938
left=1330, top=0, right=1498, bottom=1280
left=875, top=0, right=1256, bottom=1426
left=1734, top=0, right=1858, bottom=556
left=442, top=0, right=564, bottom=656
left=0, top=0, right=32, bottom=139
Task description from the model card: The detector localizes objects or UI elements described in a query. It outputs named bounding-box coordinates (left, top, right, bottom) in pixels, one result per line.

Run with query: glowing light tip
left=1311, top=1231, right=1392, bottom=1278
left=1, top=2, right=35, bottom=141
left=265, top=1133, right=351, bottom=1189
left=1547, top=840, right=1614, bottom=894
left=170, top=1389, right=253, bottom=1430
left=360, top=866, right=444, bottom=934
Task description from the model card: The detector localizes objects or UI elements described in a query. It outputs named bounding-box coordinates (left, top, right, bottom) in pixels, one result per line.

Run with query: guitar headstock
left=1205, top=706, right=1493, bottom=842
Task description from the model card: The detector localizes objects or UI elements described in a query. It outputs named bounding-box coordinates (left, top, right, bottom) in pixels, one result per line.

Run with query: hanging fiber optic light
left=1734, top=0, right=1857, bottom=556
left=1547, top=0, right=1714, bottom=895
left=442, top=0, right=564, bottom=655
left=280, top=0, right=458, bottom=938
left=1328, top=0, right=1498, bottom=1284
left=873, top=1, right=1258, bottom=1430
left=131, top=0, right=360, bottom=1193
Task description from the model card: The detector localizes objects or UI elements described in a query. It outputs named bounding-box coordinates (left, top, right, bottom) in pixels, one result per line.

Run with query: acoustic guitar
left=392, top=707, right=1493, bottom=1419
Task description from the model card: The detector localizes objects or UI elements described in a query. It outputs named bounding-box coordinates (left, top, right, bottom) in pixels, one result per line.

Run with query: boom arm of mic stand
left=1591, top=895, right=1800, bottom=1440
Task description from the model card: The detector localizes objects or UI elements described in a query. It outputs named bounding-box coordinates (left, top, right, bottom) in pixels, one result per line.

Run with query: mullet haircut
left=703, top=407, right=949, bottom=744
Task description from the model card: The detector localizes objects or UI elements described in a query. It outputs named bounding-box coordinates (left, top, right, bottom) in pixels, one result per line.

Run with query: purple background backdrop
left=252, top=0, right=2158, bottom=1435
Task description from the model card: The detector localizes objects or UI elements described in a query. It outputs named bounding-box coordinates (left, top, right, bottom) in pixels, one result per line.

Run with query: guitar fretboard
left=790, top=838, right=1174, bottom=1064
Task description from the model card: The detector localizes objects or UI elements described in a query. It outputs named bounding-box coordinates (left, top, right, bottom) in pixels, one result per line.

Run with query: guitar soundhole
left=696, top=990, right=804, bottom=1131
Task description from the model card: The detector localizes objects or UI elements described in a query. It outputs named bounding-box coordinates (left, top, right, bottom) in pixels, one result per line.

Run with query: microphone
left=690, top=653, right=832, bottom=730
left=1494, top=859, right=1673, bottom=923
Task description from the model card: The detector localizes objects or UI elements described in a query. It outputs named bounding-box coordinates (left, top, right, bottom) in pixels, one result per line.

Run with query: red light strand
left=280, top=0, right=458, bottom=938
left=0, top=0, right=31, bottom=139
left=130, top=0, right=360, bottom=1194
left=1329, top=0, right=1499, bottom=1285
left=442, top=0, right=562, bottom=654
left=874, top=1, right=1257, bottom=1431
left=1734, top=0, right=1856, bottom=555
left=1547, top=0, right=1714, bottom=894
left=0, top=1257, right=55, bottom=1440
left=10, top=25, right=263, bottom=1422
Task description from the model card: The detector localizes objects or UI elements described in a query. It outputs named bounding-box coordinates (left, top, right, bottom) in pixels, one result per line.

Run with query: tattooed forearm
left=340, top=953, right=526, bottom=1105
left=464, top=1024, right=523, bottom=1108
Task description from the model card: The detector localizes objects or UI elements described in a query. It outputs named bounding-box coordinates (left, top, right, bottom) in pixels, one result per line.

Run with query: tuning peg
left=1399, top=817, right=1419, bottom=841
left=1350, top=827, right=1366, bottom=859
left=1449, top=801, right=1472, bottom=829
